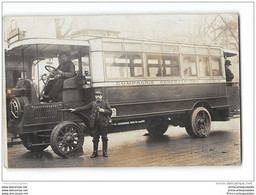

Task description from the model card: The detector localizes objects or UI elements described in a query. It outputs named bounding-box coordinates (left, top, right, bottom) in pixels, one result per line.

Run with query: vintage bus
left=5, top=36, right=240, bottom=158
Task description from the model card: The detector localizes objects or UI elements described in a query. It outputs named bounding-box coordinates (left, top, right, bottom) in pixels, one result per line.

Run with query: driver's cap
left=58, top=51, right=70, bottom=57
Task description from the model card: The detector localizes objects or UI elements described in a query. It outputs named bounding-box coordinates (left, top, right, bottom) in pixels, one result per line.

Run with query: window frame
left=104, top=51, right=144, bottom=81
left=198, top=55, right=211, bottom=79
left=210, top=56, right=224, bottom=79
left=145, top=53, right=162, bottom=78
left=182, top=54, right=198, bottom=78
left=160, top=54, right=181, bottom=78
left=100, top=40, right=225, bottom=82
left=145, top=53, right=181, bottom=79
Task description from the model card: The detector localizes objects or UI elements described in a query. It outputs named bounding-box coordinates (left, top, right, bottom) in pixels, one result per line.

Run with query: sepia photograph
left=2, top=2, right=255, bottom=195
left=3, top=13, right=241, bottom=168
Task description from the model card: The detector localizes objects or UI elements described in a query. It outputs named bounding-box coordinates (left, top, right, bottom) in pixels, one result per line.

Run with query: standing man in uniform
left=225, top=60, right=234, bottom=81
left=43, top=51, right=76, bottom=102
left=69, top=91, right=112, bottom=158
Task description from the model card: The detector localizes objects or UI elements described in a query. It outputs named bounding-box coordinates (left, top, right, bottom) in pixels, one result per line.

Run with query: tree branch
left=62, top=18, right=76, bottom=38
left=219, top=15, right=239, bottom=47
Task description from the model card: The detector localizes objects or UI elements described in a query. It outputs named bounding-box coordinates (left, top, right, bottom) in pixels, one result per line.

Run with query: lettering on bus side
left=159, top=80, right=182, bottom=84
left=114, top=79, right=225, bottom=86
left=116, top=81, right=154, bottom=86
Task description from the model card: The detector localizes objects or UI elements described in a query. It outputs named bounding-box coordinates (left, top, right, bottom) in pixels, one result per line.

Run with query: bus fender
left=59, top=109, right=91, bottom=134
left=192, top=100, right=212, bottom=112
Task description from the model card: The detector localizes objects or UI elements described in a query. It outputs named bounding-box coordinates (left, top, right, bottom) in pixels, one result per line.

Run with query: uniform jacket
left=47, top=60, right=75, bottom=100
left=74, top=100, right=112, bottom=128
left=57, top=60, right=76, bottom=79
left=225, top=67, right=234, bottom=81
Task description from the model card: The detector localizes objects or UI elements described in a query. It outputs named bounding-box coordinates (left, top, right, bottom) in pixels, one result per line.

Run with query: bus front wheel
left=185, top=107, right=211, bottom=138
left=50, top=121, right=84, bottom=158
left=146, top=119, right=169, bottom=136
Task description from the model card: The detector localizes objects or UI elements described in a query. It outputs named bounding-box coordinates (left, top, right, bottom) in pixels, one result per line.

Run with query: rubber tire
left=185, top=107, right=211, bottom=138
left=50, top=121, right=84, bottom=158
left=146, top=119, right=169, bottom=136
left=20, top=134, right=49, bottom=152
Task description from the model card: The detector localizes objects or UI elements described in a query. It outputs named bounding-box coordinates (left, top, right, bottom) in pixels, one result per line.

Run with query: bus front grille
left=32, top=105, right=58, bottom=119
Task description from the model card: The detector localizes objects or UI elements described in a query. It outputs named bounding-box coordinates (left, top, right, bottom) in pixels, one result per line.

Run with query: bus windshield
left=7, top=42, right=90, bottom=97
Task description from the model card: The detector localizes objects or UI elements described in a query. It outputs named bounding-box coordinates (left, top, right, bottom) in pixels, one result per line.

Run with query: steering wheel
left=45, top=65, right=59, bottom=72
left=45, top=65, right=62, bottom=80
left=40, top=65, right=60, bottom=88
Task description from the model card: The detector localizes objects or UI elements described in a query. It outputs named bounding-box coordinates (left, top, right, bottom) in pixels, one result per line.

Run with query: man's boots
left=103, top=141, right=108, bottom=157
left=90, top=142, right=98, bottom=158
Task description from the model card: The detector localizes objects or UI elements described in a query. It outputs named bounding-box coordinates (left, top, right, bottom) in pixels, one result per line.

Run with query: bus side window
left=183, top=56, right=197, bottom=77
left=105, top=52, right=128, bottom=79
left=211, top=57, right=222, bottom=76
left=162, top=55, right=180, bottom=77
left=147, top=55, right=161, bottom=77
left=127, top=53, right=143, bottom=77
left=199, top=56, right=210, bottom=78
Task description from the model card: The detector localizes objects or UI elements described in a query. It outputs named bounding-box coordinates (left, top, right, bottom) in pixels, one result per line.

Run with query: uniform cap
left=225, top=60, right=231, bottom=66
left=95, top=91, right=103, bottom=95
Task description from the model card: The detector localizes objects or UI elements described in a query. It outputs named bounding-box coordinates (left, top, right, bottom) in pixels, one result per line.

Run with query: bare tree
left=198, top=14, right=239, bottom=52
left=54, top=18, right=76, bottom=38
left=193, top=14, right=239, bottom=81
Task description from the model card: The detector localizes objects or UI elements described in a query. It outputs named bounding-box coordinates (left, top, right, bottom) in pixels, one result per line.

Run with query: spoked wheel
left=50, top=121, right=84, bottom=158
left=20, top=134, right=50, bottom=152
left=45, top=65, right=58, bottom=72
left=146, top=118, right=169, bottom=136
left=185, top=107, right=211, bottom=138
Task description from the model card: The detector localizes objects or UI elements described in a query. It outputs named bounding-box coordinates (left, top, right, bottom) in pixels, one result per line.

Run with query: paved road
left=6, top=117, right=241, bottom=168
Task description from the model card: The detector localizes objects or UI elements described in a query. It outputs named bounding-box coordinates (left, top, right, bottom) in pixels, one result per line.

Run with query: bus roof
left=7, top=38, right=89, bottom=51
left=7, top=36, right=225, bottom=51
left=6, top=36, right=233, bottom=55
left=90, top=36, right=224, bottom=48
left=223, top=49, right=238, bottom=58
left=6, top=38, right=90, bottom=59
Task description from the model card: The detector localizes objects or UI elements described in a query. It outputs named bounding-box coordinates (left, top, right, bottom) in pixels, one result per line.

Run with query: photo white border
left=1, top=2, right=254, bottom=183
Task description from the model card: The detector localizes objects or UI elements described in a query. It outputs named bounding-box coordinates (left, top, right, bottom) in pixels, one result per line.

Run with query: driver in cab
left=42, top=51, right=75, bottom=102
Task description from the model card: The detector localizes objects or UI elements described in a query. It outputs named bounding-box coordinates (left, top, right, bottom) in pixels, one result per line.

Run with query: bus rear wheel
left=50, top=121, right=84, bottom=158
left=146, top=119, right=169, bottom=136
left=185, top=107, right=211, bottom=138
left=20, top=134, right=49, bottom=152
